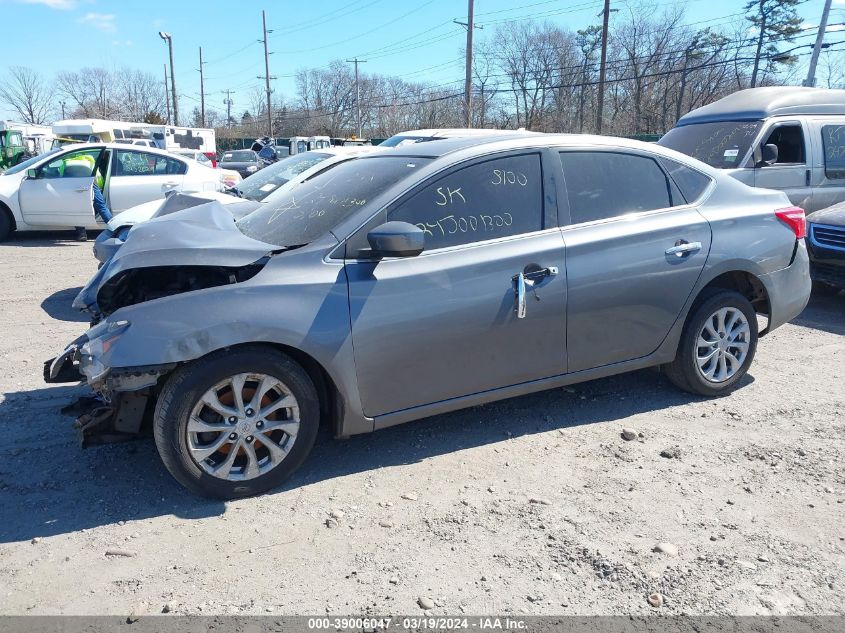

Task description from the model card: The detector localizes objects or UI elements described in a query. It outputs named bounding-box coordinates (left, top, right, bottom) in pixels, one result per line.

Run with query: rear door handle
left=665, top=241, right=702, bottom=257
left=74, top=187, right=89, bottom=192
left=806, top=168, right=811, bottom=186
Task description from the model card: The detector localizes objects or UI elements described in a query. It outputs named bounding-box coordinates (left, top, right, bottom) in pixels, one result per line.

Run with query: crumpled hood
left=106, top=191, right=251, bottom=231
left=807, top=202, right=845, bottom=227
left=73, top=201, right=276, bottom=314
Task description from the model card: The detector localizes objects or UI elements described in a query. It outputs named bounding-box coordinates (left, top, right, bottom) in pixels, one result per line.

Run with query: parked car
left=379, top=127, right=534, bottom=147
left=232, top=145, right=384, bottom=201
left=46, top=134, right=810, bottom=498
left=172, top=149, right=213, bottom=168
left=806, top=202, right=845, bottom=294
left=218, top=149, right=263, bottom=178
left=658, top=87, right=845, bottom=213
left=91, top=146, right=386, bottom=264
left=0, top=143, right=225, bottom=241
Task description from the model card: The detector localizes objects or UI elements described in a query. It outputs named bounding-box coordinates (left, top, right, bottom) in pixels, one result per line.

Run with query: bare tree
left=0, top=66, right=53, bottom=123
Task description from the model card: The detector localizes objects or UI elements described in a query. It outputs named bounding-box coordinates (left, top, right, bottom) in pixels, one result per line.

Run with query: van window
left=821, top=125, right=845, bottom=179
left=762, top=123, right=805, bottom=164
left=658, top=121, right=762, bottom=168
left=113, top=129, right=124, bottom=139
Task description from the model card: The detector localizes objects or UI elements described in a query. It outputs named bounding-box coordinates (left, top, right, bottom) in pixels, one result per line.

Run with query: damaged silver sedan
left=46, top=135, right=810, bottom=498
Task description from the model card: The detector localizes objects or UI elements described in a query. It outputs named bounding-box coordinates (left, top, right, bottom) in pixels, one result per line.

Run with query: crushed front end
left=44, top=320, right=175, bottom=446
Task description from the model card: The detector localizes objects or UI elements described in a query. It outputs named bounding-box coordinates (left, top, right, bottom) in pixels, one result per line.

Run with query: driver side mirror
left=758, top=143, right=779, bottom=167
left=366, top=221, right=425, bottom=258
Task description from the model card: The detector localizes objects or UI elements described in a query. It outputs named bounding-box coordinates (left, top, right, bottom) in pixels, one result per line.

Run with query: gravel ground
left=0, top=233, right=843, bottom=617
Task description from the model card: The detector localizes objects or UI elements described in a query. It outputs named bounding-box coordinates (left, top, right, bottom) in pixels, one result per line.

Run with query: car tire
left=664, top=289, right=758, bottom=397
left=154, top=345, right=320, bottom=499
left=812, top=281, right=841, bottom=296
left=0, top=208, right=12, bottom=242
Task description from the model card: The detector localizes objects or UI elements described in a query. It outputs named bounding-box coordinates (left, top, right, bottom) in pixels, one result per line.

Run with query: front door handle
left=514, top=272, right=527, bottom=319
left=523, top=266, right=558, bottom=282
left=74, top=187, right=89, bottom=192
left=162, top=181, right=179, bottom=189
left=665, top=241, right=702, bottom=257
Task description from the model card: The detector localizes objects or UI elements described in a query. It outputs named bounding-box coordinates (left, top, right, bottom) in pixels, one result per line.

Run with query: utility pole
left=259, top=10, right=275, bottom=138
left=223, top=89, right=234, bottom=128
left=596, top=0, right=614, bottom=134
left=804, top=0, right=832, bottom=87
left=164, top=64, right=171, bottom=124
left=346, top=58, right=367, bottom=138
left=198, top=47, right=206, bottom=127
left=60, top=101, right=66, bottom=119
left=159, top=32, right=178, bottom=125
left=454, top=0, right=477, bottom=128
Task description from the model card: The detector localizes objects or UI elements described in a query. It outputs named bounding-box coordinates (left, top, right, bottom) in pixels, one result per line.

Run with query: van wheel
left=664, top=290, right=758, bottom=397
left=154, top=346, right=320, bottom=499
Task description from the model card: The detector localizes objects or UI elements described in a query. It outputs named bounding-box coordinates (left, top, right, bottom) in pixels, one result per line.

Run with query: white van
left=52, top=119, right=141, bottom=146
left=287, top=135, right=332, bottom=155
left=659, top=87, right=845, bottom=213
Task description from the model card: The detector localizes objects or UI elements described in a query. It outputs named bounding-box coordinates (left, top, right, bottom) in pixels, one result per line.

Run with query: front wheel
left=0, top=209, right=12, bottom=242
left=153, top=346, right=320, bottom=499
left=664, top=290, right=758, bottom=397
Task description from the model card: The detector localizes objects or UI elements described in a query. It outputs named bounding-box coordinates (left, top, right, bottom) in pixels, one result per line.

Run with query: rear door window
left=388, top=153, right=544, bottom=250
left=114, top=150, right=186, bottom=176
left=560, top=151, right=679, bottom=225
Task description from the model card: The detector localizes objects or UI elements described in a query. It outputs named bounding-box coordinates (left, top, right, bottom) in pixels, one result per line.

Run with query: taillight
left=775, top=206, right=806, bottom=239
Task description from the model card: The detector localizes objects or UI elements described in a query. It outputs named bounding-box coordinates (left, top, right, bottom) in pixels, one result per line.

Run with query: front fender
left=88, top=249, right=370, bottom=435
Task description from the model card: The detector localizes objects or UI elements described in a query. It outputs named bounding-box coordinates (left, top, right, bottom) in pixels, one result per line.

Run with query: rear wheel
left=154, top=346, right=319, bottom=499
left=664, top=290, right=758, bottom=397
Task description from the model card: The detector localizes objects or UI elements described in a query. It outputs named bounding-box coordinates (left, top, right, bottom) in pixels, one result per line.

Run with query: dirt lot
left=0, top=233, right=843, bottom=617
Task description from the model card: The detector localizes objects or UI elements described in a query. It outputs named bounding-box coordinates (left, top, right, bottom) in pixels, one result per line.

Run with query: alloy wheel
left=695, top=307, right=751, bottom=383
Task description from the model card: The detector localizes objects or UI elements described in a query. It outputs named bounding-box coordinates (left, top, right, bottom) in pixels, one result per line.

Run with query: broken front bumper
left=44, top=326, right=176, bottom=447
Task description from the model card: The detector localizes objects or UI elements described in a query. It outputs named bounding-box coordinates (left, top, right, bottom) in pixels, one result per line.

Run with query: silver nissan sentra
left=46, top=134, right=811, bottom=498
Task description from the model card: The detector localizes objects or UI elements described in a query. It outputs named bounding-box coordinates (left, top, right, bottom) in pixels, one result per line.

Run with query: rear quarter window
left=658, top=157, right=713, bottom=203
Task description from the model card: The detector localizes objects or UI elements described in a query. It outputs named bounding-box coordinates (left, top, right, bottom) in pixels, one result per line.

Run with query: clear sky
left=1, top=0, right=840, bottom=122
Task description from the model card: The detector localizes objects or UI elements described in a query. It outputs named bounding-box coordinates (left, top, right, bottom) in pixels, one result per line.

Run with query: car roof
left=315, top=146, right=384, bottom=157
left=354, top=132, right=715, bottom=171
left=676, top=87, right=845, bottom=126
left=394, top=128, right=536, bottom=138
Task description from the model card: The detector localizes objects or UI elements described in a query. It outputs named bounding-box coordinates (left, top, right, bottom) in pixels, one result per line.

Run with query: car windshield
left=3, top=148, right=61, bottom=175
left=658, top=121, right=763, bottom=168
left=379, top=135, right=437, bottom=147
left=237, top=156, right=431, bottom=247
left=223, top=151, right=255, bottom=162
left=235, top=152, right=332, bottom=201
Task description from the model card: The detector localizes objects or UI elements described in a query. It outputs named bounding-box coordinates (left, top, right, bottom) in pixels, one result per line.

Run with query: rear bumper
left=759, top=240, right=811, bottom=333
